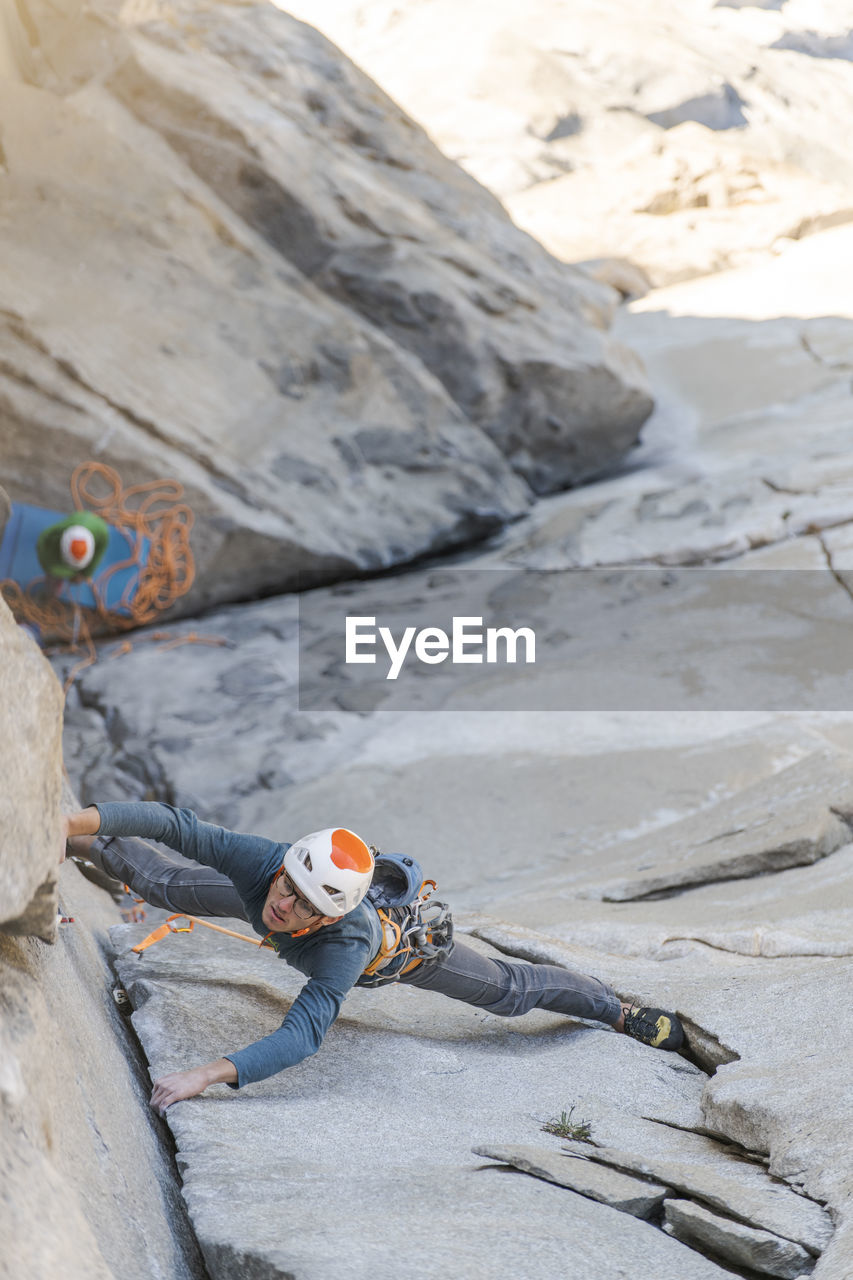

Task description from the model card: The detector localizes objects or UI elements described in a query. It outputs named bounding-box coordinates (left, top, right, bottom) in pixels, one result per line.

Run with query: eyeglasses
left=274, top=870, right=321, bottom=920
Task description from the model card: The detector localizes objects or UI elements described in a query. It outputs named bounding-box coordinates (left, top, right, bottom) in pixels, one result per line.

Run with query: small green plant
left=541, top=1105, right=593, bottom=1142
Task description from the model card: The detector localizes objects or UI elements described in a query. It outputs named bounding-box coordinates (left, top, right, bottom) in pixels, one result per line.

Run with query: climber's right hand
left=62, top=806, right=102, bottom=862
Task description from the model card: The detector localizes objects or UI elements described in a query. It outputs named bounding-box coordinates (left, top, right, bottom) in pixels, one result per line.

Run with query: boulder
left=102, top=0, right=652, bottom=495
left=0, top=595, right=64, bottom=939
left=0, top=0, right=653, bottom=632
left=0, top=73, right=528, bottom=614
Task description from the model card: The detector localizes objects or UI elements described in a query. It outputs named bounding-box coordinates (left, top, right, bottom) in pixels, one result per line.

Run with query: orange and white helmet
left=283, top=828, right=374, bottom=918
left=60, top=523, right=97, bottom=571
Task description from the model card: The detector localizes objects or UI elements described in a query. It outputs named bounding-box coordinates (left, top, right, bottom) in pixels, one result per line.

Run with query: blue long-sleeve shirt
left=94, top=801, right=383, bottom=1087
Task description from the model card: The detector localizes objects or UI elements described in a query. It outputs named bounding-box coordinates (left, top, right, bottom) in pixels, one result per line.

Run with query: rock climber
left=63, top=802, right=685, bottom=1114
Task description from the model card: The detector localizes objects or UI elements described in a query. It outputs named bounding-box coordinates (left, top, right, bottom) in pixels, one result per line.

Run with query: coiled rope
left=1, top=461, right=222, bottom=690
left=69, top=460, right=195, bottom=625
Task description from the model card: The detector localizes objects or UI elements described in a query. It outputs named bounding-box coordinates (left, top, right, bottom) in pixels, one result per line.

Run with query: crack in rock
left=677, top=1017, right=740, bottom=1075
left=472, top=1143, right=669, bottom=1220
left=800, top=328, right=853, bottom=374
left=818, top=533, right=853, bottom=609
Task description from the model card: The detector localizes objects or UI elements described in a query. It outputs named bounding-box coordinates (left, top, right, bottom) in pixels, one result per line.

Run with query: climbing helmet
left=283, top=828, right=375, bottom=917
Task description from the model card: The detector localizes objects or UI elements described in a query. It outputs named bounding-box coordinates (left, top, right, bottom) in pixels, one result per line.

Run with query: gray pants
left=86, top=834, right=622, bottom=1028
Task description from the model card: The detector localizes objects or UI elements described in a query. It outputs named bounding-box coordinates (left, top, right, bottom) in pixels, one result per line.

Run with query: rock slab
left=474, top=1142, right=669, bottom=1218
left=559, top=1140, right=833, bottom=1256
left=663, top=1198, right=815, bottom=1279
left=584, top=750, right=853, bottom=901
left=110, top=922, right=733, bottom=1280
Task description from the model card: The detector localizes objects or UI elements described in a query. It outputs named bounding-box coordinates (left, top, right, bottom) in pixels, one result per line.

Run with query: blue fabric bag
left=365, top=852, right=425, bottom=909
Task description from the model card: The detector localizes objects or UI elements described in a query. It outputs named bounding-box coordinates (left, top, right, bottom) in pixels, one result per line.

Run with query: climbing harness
left=359, top=880, right=454, bottom=986
left=0, top=461, right=217, bottom=691
left=358, top=849, right=454, bottom=985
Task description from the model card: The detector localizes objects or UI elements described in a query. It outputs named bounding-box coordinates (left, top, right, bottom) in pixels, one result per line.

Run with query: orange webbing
left=0, top=461, right=215, bottom=692
left=131, top=922, right=173, bottom=954
left=362, top=909, right=404, bottom=977
left=131, top=913, right=270, bottom=955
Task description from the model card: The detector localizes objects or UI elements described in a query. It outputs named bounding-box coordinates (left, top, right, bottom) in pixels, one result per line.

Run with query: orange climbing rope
left=69, top=461, right=195, bottom=626
left=132, top=913, right=276, bottom=955
left=0, top=462, right=220, bottom=690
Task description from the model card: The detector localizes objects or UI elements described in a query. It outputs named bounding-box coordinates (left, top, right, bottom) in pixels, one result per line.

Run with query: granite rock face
left=0, top=596, right=64, bottom=940
left=472, top=919, right=851, bottom=1275
left=106, top=0, right=652, bottom=496
left=0, top=862, right=208, bottom=1280
left=56, top=591, right=849, bottom=1276
left=29, top=11, right=853, bottom=1276
left=581, top=750, right=853, bottom=901
left=556, top=1140, right=832, bottom=1255
left=0, top=634, right=205, bottom=1278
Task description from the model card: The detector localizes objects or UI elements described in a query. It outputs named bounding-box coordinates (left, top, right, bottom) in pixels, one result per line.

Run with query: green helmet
left=36, top=510, right=110, bottom=580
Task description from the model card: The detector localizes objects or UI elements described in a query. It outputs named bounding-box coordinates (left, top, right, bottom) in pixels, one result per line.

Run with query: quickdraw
left=360, top=879, right=454, bottom=985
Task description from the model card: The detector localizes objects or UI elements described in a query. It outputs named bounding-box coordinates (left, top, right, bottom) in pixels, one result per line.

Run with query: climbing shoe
left=622, top=1004, right=684, bottom=1051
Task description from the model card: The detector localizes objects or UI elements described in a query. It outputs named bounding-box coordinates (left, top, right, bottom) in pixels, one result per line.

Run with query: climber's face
left=262, top=870, right=328, bottom=933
